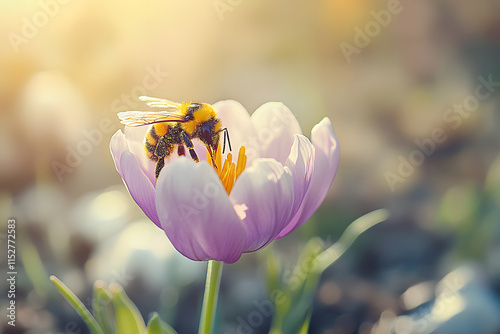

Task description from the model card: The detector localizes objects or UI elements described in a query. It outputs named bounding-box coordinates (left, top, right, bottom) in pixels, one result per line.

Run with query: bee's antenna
left=223, top=129, right=227, bottom=154
left=226, top=130, right=232, bottom=152
left=222, top=128, right=232, bottom=154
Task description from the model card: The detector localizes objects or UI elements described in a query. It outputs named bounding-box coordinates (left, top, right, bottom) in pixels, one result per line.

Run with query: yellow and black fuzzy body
left=144, top=122, right=170, bottom=162
left=118, top=97, right=227, bottom=179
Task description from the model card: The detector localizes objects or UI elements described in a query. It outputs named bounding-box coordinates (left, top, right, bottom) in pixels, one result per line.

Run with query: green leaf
left=438, top=184, right=478, bottom=230
left=270, top=238, right=323, bottom=334
left=270, top=209, right=390, bottom=333
left=287, top=237, right=324, bottom=291
left=265, top=246, right=282, bottom=294
left=110, top=282, right=147, bottom=334
left=50, top=275, right=104, bottom=334
left=280, top=295, right=314, bottom=334
left=22, top=244, right=50, bottom=297
left=485, top=155, right=500, bottom=200
left=298, top=310, right=312, bottom=334
left=147, top=313, right=178, bottom=334
left=314, top=208, right=390, bottom=273
left=93, top=281, right=115, bottom=334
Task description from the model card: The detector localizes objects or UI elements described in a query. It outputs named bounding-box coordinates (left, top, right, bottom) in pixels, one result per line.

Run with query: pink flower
left=110, top=100, right=339, bottom=263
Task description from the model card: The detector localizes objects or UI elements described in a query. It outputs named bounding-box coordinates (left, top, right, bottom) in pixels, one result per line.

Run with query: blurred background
left=1, top=0, right=500, bottom=333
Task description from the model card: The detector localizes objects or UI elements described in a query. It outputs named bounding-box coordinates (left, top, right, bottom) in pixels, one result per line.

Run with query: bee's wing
left=138, top=96, right=182, bottom=109
left=117, top=110, right=186, bottom=127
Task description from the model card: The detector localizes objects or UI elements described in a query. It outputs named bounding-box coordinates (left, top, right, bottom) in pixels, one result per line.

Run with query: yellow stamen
left=207, top=144, right=247, bottom=195
left=221, top=161, right=233, bottom=193
left=226, top=163, right=236, bottom=193
left=206, top=148, right=213, bottom=167
left=215, top=142, right=222, bottom=172
left=236, top=146, right=246, bottom=178
left=220, top=157, right=230, bottom=180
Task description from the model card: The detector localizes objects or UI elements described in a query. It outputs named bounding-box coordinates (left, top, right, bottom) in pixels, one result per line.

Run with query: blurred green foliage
left=269, top=209, right=389, bottom=333
left=438, top=155, right=500, bottom=262
left=51, top=276, right=178, bottom=334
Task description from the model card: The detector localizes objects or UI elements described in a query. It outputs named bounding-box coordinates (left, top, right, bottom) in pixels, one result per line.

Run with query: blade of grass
left=21, top=244, right=50, bottom=297
left=93, top=281, right=115, bottom=334
left=298, top=310, right=312, bottom=334
left=314, top=209, right=390, bottom=273
left=50, top=275, right=104, bottom=334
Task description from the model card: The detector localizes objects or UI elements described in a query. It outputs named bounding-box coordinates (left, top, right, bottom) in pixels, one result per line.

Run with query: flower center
left=207, top=144, right=247, bottom=194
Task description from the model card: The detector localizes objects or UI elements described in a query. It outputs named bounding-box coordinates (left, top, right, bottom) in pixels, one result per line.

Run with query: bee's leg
left=177, top=145, right=186, bottom=156
left=181, top=131, right=199, bottom=163
left=155, top=136, right=168, bottom=158
left=155, top=159, right=165, bottom=180
left=154, top=136, right=171, bottom=180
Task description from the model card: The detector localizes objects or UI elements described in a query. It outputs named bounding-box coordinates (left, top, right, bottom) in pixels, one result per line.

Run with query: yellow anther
left=226, top=153, right=233, bottom=166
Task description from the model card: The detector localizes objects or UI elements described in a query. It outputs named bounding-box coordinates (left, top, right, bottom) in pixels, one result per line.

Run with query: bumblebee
left=118, top=96, right=231, bottom=179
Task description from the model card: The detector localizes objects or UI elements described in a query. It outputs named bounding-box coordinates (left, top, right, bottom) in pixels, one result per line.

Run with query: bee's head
left=196, top=113, right=221, bottom=157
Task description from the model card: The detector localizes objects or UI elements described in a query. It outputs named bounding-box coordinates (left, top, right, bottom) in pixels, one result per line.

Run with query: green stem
left=198, top=260, right=223, bottom=334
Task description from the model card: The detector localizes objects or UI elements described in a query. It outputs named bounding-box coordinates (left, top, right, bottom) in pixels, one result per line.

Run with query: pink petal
left=110, top=130, right=128, bottom=175
left=250, top=102, right=302, bottom=164
left=313, top=117, right=340, bottom=163
left=124, top=126, right=157, bottom=185
left=155, top=158, right=246, bottom=263
left=110, top=131, right=161, bottom=227
left=213, top=100, right=261, bottom=164
left=277, top=118, right=340, bottom=238
left=283, top=134, right=315, bottom=224
left=230, top=159, right=294, bottom=252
